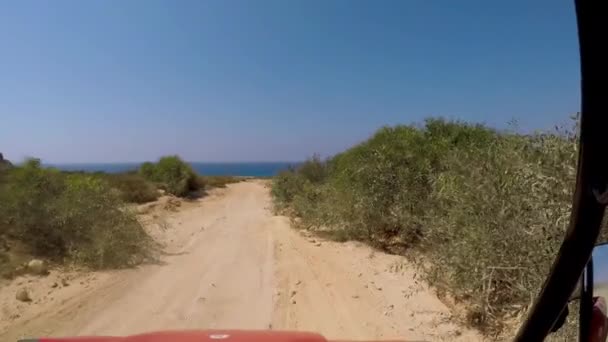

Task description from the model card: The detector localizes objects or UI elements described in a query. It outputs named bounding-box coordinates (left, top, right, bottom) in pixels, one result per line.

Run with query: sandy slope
left=1, top=181, right=480, bottom=341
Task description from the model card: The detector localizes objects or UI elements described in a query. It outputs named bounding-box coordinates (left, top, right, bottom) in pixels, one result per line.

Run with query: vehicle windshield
left=0, top=1, right=582, bottom=341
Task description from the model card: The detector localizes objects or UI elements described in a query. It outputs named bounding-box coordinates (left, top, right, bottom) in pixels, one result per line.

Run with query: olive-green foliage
left=199, top=175, right=243, bottom=189
left=0, top=159, right=151, bottom=269
left=102, top=173, right=159, bottom=204
left=271, top=158, right=327, bottom=214
left=138, top=156, right=198, bottom=197
left=272, top=117, right=578, bottom=336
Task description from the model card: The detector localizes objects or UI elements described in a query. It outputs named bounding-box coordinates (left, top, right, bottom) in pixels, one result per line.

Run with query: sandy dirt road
left=1, top=181, right=480, bottom=341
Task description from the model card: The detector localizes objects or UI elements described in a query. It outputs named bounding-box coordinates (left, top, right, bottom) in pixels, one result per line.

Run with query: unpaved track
left=2, top=181, right=480, bottom=341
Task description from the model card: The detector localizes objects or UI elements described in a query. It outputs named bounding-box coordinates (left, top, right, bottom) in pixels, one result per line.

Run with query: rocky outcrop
left=0, top=152, right=13, bottom=170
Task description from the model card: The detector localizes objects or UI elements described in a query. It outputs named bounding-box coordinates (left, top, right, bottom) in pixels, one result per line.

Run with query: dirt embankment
left=1, top=181, right=481, bottom=341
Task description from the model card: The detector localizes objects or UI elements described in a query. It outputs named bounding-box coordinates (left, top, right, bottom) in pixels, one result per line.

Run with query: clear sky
left=1, top=0, right=580, bottom=163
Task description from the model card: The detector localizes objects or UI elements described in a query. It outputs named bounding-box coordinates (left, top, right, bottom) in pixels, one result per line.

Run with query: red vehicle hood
left=21, top=330, right=407, bottom=342
left=25, top=330, right=325, bottom=342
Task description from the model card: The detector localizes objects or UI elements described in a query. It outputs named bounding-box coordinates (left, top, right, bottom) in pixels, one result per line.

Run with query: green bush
left=271, top=117, right=578, bottom=335
left=138, top=156, right=198, bottom=197
left=199, top=175, right=243, bottom=189
left=271, top=168, right=306, bottom=211
left=103, top=173, right=159, bottom=203
left=0, top=159, right=151, bottom=269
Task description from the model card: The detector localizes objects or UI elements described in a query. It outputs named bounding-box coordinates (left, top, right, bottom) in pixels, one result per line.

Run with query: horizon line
left=44, top=160, right=304, bottom=165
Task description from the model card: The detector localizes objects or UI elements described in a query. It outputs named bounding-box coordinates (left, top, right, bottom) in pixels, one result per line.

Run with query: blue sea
left=47, top=162, right=297, bottom=177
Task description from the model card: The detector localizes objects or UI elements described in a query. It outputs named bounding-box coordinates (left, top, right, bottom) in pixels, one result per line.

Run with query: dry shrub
left=0, top=159, right=152, bottom=269
left=199, top=175, right=243, bottom=189
left=271, top=117, right=579, bottom=336
left=139, top=156, right=198, bottom=197
left=103, top=173, right=159, bottom=204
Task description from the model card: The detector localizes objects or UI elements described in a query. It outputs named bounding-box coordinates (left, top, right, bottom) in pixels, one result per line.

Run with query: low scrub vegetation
left=199, top=175, right=243, bottom=189
left=0, top=159, right=152, bottom=271
left=139, top=156, right=199, bottom=197
left=272, top=117, right=578, bottom=336
left=102, top=173, right=160, bottom=204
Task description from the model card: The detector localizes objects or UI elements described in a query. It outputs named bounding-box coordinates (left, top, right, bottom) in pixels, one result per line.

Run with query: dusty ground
left=1, top=180, right=481, bottom=341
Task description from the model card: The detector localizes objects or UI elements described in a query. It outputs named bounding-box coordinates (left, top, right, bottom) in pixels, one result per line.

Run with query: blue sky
left=1, top=0, right=579, bottom=163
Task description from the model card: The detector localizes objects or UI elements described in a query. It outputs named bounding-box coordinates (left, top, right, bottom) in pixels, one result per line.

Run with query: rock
left=295, top=280, right=302, bottom=286
left=358, top=273, right=363, bottom=277
left=50, top=282, right=58, bottom=288
left=351, top=295, right=359, bottom=299
left=275, top=290, right=281, bottom=297
left=290, top=290, right=297, bottom=297
left=308, top=238, right=316, bottom=243
left=61, top=278, right=69, bottom=287
left=0, top=152, right=13, bottom=170
left=16, top=288, right=31, bottom=302
left=291, top=299, right=297, bottom=304
left=210, top=283, right=216, bottom=287
left=27, top=259, right=48, bottom=275
left=315, top=242, right=322, bottom=247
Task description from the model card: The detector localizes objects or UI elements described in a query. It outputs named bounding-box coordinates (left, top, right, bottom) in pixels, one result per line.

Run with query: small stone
left=16, top=288, right=31, bottom=302
left=358, top=273, right=363, bottom=277
left=315, top=242, right=322, bottom=247
left=291, top=299, right=297, bottom=304
left=210, top=283, right=216, bottom=287
left=290, top=290, right=297, bottom=297
left=295, top=280, right=302, bottom=285
left=275, top=290, right=281, bottom=296
left=351, top=295, right=359, bottom=299
left=50, top=282, right=58, bottom=288
left=27, top=259, right=48, bottom=275
left=61, top=278, right=69, bottom=287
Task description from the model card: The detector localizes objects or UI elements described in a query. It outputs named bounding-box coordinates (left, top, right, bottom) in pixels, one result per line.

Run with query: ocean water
left=48, top=162, right=297, bottom=177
